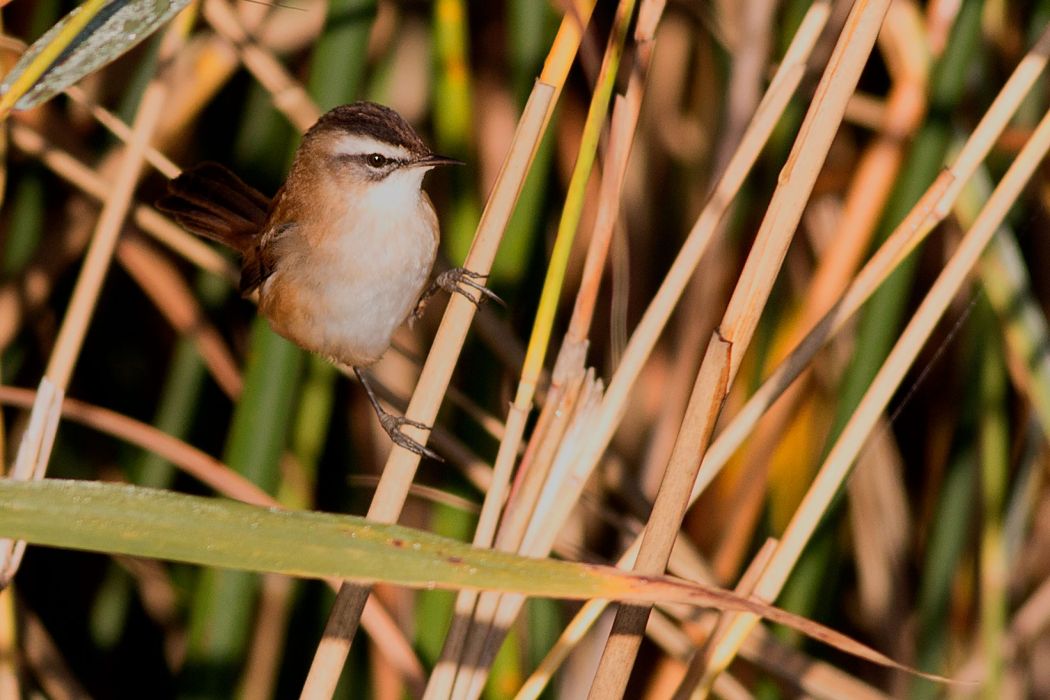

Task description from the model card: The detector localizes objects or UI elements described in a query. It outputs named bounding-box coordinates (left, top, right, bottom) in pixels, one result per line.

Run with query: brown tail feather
left=157, top=162, right=271, bottom=252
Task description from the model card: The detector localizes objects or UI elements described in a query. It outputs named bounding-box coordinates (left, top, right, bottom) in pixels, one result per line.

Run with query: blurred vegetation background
left=2, top=0, right=1050, bottom=698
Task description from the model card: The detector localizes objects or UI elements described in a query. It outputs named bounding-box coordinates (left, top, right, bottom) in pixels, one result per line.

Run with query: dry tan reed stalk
left=557, top=0, right=665, bottom=370
left=696, top=74, right=1050, bottom=693
left=239, top=574, right=297, bottom=700
left=451, top=1, right=793, bottom=688
left=20, top=605, right=90, bottom=700
left=0, top=386, right=270, bottom=505
left=518, top=376, right=604, bottom=561
left=588, top=2, right=892, bottom=692
left=519, top=548, right=891, bottom=700
left=496, top=15, right=653, bottom=564
left=434, top=6, right=833, bottom=693
left=0, top=588, right=16, bottom=699
left=521, top=39, right=1046, bottom=673
left=503, top=366, right=585, bottom=515
left=300, top=3, right=595, bottom=694
left=7, top=122, right=236, bottom=283
left=496, top=371, right=590, bottom=553
left=448, top=374, right=605, bottom=698
left=551, top=0, right=829, bottom=548
left=153, top=6, right=321, bottom=146
left=430, top=3, right=648, bottom=694
left=0, top=19, right=187, bottom=585
left=567, top=94, right=642, bottom=341
left=464, top=0, right=634, bottom=607
left=485, top=84, right=644, bottom=579
left=63, top=85, right=181, bottom=178
left=398, top=89, right=575, bottom=700
left=558, top=10, right=1050, bottom=696
left=202, top=0, right=321, bottom=131
left=688, top=20, right=1050, bottom=509
left=116, top=236, right=243, bottom=399
left=498, top=6, right=837, bottom=689
left=636, top=0, right=776, bottom=501
left=711, top=0, right=930, bottom=580
left=671, top=539, right=777, bottom=699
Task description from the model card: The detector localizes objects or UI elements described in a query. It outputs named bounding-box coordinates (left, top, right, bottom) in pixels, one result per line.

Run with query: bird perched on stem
left=158, top=101, right=495, bottom=459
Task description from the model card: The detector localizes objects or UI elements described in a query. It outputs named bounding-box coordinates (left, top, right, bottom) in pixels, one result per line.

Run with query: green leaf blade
left=0, top=0, right=191, bottom=112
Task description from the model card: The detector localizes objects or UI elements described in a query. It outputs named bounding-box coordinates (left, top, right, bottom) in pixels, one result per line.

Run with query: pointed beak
left=417, top=153, right=464, bottom=168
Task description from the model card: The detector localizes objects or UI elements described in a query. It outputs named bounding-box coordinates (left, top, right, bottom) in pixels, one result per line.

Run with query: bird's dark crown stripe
left=308, top=102, right=428, bottom=155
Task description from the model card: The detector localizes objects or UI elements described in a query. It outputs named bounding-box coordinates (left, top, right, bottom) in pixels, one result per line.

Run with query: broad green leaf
left=0, top=0, right=191, bottom=114
left=0, top=478, right=948, bottom=681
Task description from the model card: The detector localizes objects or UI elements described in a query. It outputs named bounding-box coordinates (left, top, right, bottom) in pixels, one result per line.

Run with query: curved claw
left=378, top=413, right=442, bottom=461
left=354, top=366, right=443, bottom=461
left=436, top=267, right=505, bottom=308
left=449, top=268, right=488, bottom=280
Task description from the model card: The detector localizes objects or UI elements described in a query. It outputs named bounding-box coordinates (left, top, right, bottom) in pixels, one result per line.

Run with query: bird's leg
left=413, top=267, right=503, bottom=320
left=353, top=367, right=442, bottom=461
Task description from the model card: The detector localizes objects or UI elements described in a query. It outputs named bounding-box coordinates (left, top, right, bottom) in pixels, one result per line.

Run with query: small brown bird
left=158, top=102, right=493, bottom=459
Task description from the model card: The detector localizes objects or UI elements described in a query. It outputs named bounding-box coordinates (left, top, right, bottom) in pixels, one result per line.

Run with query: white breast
left=263, top=170, right=439, bottom=367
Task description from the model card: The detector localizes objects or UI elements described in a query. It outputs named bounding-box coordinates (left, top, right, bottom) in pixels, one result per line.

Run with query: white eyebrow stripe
left=335, top=134, right=412, bottom=161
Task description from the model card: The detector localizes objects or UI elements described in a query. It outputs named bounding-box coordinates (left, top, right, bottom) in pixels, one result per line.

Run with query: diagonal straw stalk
left=517, top=19, right=1050, bottom=689
left=299, top=3, right=597, bottom=697
left=437, top=5, right=672, bottom=698
left=451, top=4, right=833, bottom=693
left=425, top=2, right=638, bottom=696
left=0, top=13, right=192, bottom=585
left=500, top=0, right=636, bottom=464
left=6, top=123, right=235, bottom=283
left=671, top=539, right=778, bottom=699
left=440, top=5, right=832, bottom=696
left=523, top=0, right=831, bottom=567
left=687, top=18, right=1050, bottom=514
left=492, top=0, right=666, bottom=581
left=693, top=81, right=1050, bottom=698
left=588, top=1, right=893, bottom=694
left=710, top=1, right=931, bottom=579
left=202, top=0, right=321, bottom=131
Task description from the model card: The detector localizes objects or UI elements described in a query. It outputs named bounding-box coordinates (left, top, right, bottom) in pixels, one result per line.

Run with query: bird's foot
left=377, top=410, right=442, bottom=461
left=354, top=365, right=442, bottom=460
left=437, top=267, right=503, bottom=307
left=414, top=268, right=503, bottom=321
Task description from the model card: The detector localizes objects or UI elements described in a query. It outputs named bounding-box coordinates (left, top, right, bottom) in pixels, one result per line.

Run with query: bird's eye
left=366, top=153, right=388, bottom=168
